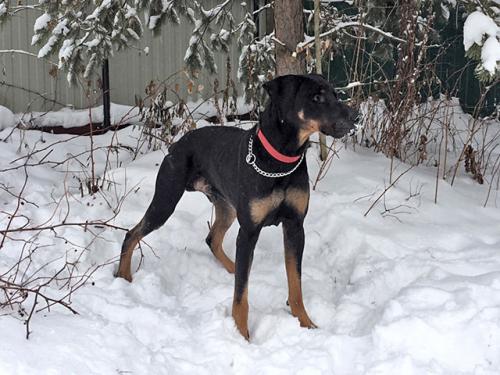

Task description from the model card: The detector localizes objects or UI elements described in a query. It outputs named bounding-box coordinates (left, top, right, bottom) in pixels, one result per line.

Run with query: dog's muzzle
left=322, top=112, right=359, bottom=138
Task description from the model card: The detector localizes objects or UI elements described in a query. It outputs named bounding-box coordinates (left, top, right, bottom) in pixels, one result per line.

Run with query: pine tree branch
left=0, top=49, right=57, bottom=66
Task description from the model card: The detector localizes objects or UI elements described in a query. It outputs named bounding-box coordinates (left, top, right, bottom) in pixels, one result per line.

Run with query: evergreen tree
left=0, top=0, right=255, bottom=84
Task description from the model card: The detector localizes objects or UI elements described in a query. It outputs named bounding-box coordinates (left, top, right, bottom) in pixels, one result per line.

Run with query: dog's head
left=263, top=74, right=359, bottom=145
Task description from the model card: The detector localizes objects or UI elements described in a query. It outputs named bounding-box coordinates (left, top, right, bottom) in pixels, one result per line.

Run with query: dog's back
left=169, top=125, right=248, bottom=205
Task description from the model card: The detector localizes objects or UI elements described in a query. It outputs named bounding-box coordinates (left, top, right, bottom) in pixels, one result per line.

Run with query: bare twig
left=364, top=165, right=414, bottom=217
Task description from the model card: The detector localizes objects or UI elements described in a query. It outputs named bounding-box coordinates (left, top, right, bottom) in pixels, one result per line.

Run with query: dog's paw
left=299, top=318, right=318, bottom=329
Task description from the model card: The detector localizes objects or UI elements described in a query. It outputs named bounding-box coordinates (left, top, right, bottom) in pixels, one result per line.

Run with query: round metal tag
left=246, top=153, right=256, bottom=165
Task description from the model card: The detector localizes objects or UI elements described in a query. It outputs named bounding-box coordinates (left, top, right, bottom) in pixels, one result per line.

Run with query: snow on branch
left=0, top=1, right=41, bottom=21
left=183, top=0, right=237, bottom=74
left=463, top=10, right=500, bottom=81
left=296, top=21, right=406, bottom=53
left=0, top=49, right=57, bottom=66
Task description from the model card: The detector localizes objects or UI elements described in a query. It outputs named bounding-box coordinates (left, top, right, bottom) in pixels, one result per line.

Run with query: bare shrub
left=0, top=115, right=136, bottom=338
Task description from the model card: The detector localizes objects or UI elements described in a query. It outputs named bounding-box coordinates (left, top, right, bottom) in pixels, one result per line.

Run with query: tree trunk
left=314, top=0, right=328, bottom=160
left=274, top=0, right=305, bottom=76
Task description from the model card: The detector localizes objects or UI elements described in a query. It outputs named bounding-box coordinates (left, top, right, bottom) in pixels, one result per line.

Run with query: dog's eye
left=312, top=94, right=325, bottom=103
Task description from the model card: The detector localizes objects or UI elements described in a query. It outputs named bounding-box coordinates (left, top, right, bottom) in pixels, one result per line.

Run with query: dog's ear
left=263, top=78, right=279, bottom=100
left=263, top=75, right=304, bottom=103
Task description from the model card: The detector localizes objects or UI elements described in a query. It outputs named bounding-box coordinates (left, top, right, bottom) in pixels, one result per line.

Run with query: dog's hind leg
left=116, top=152, right=188, bottom=282
left=116, top=222, right=145, bottom=282
left=206, top=198, right=236, bottom=273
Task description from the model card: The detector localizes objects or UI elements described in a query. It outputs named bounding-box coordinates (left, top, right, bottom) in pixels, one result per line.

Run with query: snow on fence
left=0, top=0, right=254, bottom=113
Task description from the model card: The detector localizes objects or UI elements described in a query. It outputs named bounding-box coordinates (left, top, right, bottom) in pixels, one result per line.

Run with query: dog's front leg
left=283, top=218, right=317, bottom=329
left=232, top=226, right=260, bottom=340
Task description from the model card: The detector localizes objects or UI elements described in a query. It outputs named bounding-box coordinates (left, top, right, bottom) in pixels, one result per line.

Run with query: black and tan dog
left=116, top=74, right=358, bottom=339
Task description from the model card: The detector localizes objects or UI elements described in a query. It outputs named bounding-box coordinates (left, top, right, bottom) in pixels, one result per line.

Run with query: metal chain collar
left=245, top=135, right=304, bottom=178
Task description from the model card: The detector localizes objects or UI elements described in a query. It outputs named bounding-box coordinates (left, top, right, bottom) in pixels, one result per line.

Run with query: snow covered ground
left=1, top=116, right=500, bottom=374
left=10, top=98, right=253, bottom=129
left=0, top=105, right=15, bottom=130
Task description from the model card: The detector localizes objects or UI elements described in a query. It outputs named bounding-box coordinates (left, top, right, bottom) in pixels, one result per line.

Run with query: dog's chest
left=249, top=187, right=309, bottom=226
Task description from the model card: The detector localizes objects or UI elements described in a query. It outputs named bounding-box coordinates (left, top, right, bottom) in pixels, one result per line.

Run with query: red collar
left=256, top=129, right=301, bottom=164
